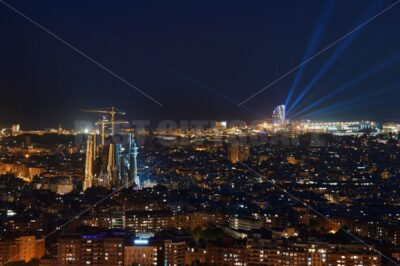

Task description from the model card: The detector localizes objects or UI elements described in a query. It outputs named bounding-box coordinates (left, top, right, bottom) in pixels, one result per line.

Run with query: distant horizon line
left=1, top=118, right=400, bottom=132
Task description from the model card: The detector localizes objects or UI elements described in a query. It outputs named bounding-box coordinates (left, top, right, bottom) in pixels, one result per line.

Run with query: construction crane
left=81, top=107, right=126, bottom=136
left=95, top=118, right=129, bottom=146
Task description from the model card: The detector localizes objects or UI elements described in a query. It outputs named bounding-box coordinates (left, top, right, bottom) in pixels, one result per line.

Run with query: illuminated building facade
left=0, top=236, right=44, bottom=264
left=83, top=135, right=94, bottom=191
left=293, top=121, right=377, bottom=135
left=81, top=211, right=226, bottom=233
left=206, top=245, right=247, bottom=266
left=229, top=216, right=263, bottom=231
left=0, top=163, right=44, bottom=182
left=12, top=236, right=45, bottom=263
left=57, top=232, right=127, bottom=266
left=215, top=121, right=228, bottom=130
left=247, top=247, right=279, bottom=266
left=228, top=143, right=250, bottom=164
left=11, top=124, right=20, bottom=134
left=382, top=122, right=400, bottom=133
left=56, top=232, right=190, bottom=266
left=125, top=211, right=174, bottom=233
left=124, top=243, right=158, bottom=266
left=202, top=240, right=381, bottom=266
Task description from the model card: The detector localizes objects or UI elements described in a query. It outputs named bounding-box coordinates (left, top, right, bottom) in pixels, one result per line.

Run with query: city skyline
left=1, top=1, right=400, bottom=266
left=1, top=0, right=400, bottom=129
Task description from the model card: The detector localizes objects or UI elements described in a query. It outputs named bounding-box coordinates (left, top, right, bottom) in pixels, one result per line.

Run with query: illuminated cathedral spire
left=83, top=135, right=94, bottom=191
left=129, top=134, right=140, bottom=189
left=83, top=128, right=140, bottom=190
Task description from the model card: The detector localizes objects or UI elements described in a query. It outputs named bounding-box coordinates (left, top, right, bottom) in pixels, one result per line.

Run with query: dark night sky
left=0, top=0, right=400, bottom=129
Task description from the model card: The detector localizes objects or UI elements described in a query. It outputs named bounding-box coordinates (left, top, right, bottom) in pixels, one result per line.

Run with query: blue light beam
left=287, top=1, right=382, bottom=115
left=296, top=38, right=383, bottom=109
left=284, top=0, right=335, bottom=108
left=293, top=80, right=400, bottom=119
left=290, top=53, right=400, bottom=118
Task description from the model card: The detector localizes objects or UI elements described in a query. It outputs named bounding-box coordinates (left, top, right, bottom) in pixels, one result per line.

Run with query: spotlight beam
left=238, top=0, right=398, bottom=107
left=292, top=81, right=400, bottom=119
left=290, top=38, right=383, bottom=115
left=284, top=0, right=335, bottom=107
left=287, top=1, right=383, bottom=114
left=291, top=53, right=400, bottom=118
left=299, top=96, right=396, bottom=119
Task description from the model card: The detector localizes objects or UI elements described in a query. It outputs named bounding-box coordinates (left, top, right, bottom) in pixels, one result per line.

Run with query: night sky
left=1, top=0, right=400, bottom=129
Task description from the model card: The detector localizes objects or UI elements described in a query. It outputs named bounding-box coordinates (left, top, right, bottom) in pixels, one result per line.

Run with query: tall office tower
left=129, top=134, right=140, bottom=189
left=11, top=124, right=20, bottom=134
left=83, top=135, right=94, bottom=191
left=272, top=104, right=286, bottom=125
